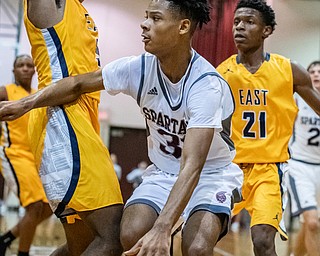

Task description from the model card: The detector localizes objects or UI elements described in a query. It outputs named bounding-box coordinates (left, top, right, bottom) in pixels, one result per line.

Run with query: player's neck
left=158, top=48, right=192, bottom=84
left=16, top=81, right=32, bottom=93
left=237, top=48, right=267, bottom=74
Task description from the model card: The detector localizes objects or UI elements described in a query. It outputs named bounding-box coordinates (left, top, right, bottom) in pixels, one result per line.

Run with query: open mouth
left=141, top=34, right=150, bottom=43
left=234, top=34, right=245, bottom=39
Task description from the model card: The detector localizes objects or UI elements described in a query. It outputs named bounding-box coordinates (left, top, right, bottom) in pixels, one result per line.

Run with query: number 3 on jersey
left=158, top=129, right=183, bottom=159
left=242, top=111, right=267, bottom=139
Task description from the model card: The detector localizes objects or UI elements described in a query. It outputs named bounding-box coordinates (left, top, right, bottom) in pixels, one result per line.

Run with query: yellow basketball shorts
left=0, top=147, right=48, bottom=207
left=28, top=95, right=123, bottom=218
left=233, top=162, right=289, bottom=240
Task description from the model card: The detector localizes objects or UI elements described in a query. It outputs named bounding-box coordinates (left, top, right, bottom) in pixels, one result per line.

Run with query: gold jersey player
left=217, top=0, right=320, bottom=255
left=0, top=55, right=52, bottom=256
left=23, top=0, right=123, bottom=255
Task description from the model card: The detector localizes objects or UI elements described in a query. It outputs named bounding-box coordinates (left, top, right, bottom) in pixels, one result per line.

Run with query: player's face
left=309, top=64, right=320, bottom=90
left=141, top=0, right=183, bottom=57
left=233, top=8, right=270, bottom=53
left=13, top=57, right=35, bottom=85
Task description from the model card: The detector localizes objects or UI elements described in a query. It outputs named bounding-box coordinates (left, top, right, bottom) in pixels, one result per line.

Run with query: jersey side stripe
left=42, top=27, right=69, bottom=81
left=55, top=107, right=81, bottom=216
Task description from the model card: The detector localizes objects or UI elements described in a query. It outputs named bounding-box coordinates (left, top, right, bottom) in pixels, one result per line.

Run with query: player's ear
left=179, top=19, right=191, bottom=35
left=262, top=25, right=273, bottom=38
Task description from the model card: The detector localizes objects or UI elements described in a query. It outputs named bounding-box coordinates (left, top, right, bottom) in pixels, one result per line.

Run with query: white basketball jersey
left=289, top=94, right=320, bottom=164
left=102, top=50, right=236, bottom=175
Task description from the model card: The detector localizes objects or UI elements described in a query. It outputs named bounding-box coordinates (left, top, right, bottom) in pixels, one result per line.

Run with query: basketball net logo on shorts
left=216, top=191, right=227, bottom=203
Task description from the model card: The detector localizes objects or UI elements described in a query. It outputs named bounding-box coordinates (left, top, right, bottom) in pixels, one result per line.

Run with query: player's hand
left=124, top=227, right=171, bottom=256
left=0, top=100, right=29, bottom=121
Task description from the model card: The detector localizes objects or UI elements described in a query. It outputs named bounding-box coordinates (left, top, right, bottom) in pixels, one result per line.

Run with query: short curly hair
left=167, top=0, right=211, bottom=30
left=307, top=61, right=320, bottom=72
left=13, top=54, right=33, bottom=68
left=235, top=0, right=277, bottom=32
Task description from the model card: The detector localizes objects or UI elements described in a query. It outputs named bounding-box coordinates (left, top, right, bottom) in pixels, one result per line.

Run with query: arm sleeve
left=187, top=76, right=229, bottom=130
left=101, top=55, right=142, bottom=98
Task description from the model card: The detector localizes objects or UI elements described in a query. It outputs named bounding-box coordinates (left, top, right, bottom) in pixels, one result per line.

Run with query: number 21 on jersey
left=242, top=111, right=267, bottom=139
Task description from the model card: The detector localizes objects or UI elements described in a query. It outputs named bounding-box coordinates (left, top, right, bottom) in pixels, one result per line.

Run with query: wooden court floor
left=1, top=208, right=300, bottom=256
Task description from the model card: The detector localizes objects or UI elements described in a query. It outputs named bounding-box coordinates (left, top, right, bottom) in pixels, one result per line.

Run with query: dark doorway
left=109, top=126, right=150, bottom=202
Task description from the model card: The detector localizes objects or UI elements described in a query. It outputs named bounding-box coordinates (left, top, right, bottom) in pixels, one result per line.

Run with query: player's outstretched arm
left=0, top=69, right=104, bottom=121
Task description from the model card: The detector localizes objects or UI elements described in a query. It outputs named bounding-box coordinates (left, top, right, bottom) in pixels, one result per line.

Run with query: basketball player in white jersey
left=0, top=0, right=243, bottom=255
left=288, top=61, right=320, bottom=256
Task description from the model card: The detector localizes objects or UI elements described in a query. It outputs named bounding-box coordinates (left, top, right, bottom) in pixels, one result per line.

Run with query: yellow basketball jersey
left=1, top=84, right=35, bottom=151
left=0, top=84, right=48, bottom=207
left=217, top=54, right=298, bottom=163
left=23, top=0, right=100, bottom=101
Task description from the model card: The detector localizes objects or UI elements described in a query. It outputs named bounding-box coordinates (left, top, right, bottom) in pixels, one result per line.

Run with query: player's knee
left=251, top=225, right=276, bottom=253
left=182, top=232, right=215, bottom=256
left=120, top=228, right=138, bottom=251
left=305, top=219, right=320, bottom=233
left=120, top=211, right=154, bottom=251
left=25, top=201, right=43, bottom=221
left=98, top=240, right=122, bottom=256
left=183, top=242, right=211, bottom=256
left=98, top=223, right=122, bottom=253
left=252, top=234, right=275, bottom=253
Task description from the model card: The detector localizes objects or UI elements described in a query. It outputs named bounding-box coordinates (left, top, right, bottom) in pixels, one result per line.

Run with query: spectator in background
left=111, top=153, right=122, bottom=181
left=126, top=161, right=148, bottom=189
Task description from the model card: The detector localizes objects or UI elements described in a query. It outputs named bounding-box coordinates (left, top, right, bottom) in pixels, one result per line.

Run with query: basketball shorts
left=233, top=162, right=289, bottom=240
left=0, top=147, right=48, bottom=207
left=126, top=162, right=243, bottom=239
left=287, top=159, right=320, bottom=220
left=28, top=95, right=123, bottom=218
